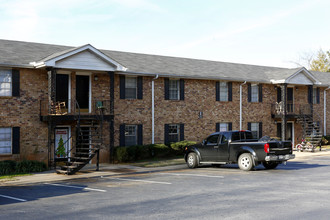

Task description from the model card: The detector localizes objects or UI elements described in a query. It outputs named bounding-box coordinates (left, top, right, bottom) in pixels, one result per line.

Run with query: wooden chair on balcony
left=50, top=101, right=67, bottom=115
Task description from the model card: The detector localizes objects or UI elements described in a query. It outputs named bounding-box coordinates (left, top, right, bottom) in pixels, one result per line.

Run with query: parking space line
left=159, top=172, right=224, bottom=178
left=44, top=183, right=106, bottom=192
left=0, top=194, right=27, bottom=202
left=101, top=176, right=172, bottom=185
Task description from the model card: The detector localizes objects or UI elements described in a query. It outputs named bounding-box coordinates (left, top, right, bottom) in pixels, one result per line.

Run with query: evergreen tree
left=57, top=135, right=66, bottom=157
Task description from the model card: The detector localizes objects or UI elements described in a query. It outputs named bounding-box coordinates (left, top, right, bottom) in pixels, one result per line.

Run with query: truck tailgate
left=269, top=141, right=292, bottom=155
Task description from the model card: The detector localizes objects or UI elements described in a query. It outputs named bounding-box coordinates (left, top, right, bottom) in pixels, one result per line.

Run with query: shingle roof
left=0, top=39, right=329, bottom=85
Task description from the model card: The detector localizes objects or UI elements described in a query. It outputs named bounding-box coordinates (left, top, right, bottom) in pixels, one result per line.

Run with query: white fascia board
left=285, top=67, right=321, bottom=85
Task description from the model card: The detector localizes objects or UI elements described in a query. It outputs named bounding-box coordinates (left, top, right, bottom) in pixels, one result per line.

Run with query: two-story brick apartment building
left=1, top=39, right=329, bottom=171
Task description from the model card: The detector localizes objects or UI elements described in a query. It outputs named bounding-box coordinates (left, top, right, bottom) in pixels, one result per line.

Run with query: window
left=219, top=123, right=229, bottom=132
left=125, top=125, right=137, bottom=146
left=219, top=82, right=228, bottom=101
left=251, top=84, right=259, bottom=102
left=0, top=69, right=12, bottom=96
left=168, top=124, right=180, bottom=142
left=216, top=122, right=232, bottom=132
left=165, top=123, right=184, bottom=144
left=120, top=75, right=143, bottom=100
left=248, top=83, right=262, bottom=103
left=250, top=122, right=260, bottom=139
left=169, top=79, right=179, bottom=100
left=125, top=76, right=137, bottom=99
left=165, top=78, right=184, bottom=100
left=206, top=135, right=219, bottom=145
left=0, top=128, right=12, bottom=154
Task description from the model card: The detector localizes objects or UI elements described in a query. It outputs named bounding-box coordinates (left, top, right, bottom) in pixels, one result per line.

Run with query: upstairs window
left=125, top=76, right=137, bottom=99
left=164, top=78, right=184, bottom=100
left=219, top=82, right=228, bottom=101
left=251, top=84, right=259, bottom=102
left=169, top=79, right=179, bottom=100
left=0, top=69, right=12, bottom=96
left=216, top=81, right=232, bottom=101
left=120, top=75, right=143, bottom=100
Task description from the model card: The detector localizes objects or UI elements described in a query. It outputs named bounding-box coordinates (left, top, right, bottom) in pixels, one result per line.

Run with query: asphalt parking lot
left=1, top=151, right=330, bottom=220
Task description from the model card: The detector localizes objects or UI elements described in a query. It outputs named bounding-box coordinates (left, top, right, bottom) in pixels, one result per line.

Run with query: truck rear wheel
left=238, top=153, right=254, bottom=171
left=187, top=152, right=198, bottom=169
left=262, top=161, right=278, bottom=169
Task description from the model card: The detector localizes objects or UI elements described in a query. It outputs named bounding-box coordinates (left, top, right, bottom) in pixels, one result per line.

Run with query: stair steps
left=56, top=116, right=103, bottom=175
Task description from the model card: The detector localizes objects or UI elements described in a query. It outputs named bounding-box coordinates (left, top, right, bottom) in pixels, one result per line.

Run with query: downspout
left=324, top=86, right=330, bottom=135
left=240, top=81, right=247, bottom=130
left=152, top=74, right=159, bottom=144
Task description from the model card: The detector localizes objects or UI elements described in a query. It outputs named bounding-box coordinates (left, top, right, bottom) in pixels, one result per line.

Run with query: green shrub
left=149, top=144, right=171, bottom=157
left=0, top=160, right=47, bottom=175
left=0, top=160, right=17, bottom=175
left=16, top=160, right=47, bottom=173
left=115, top=147, right=129, bottom=162
left=170, top=141, right=197, bottom=155
left=136, top=145, right=151, bottom=160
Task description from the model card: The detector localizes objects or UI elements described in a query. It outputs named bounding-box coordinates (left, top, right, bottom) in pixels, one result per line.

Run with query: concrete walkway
left=1, top=150, right=330, bottom=187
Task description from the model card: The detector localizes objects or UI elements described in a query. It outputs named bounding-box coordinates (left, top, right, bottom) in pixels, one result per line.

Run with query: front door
left=76, top=75, right=90, bottom=112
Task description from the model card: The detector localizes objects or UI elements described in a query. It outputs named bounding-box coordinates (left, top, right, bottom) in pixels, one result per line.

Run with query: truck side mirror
left=202, top=140, right=206, bottom=145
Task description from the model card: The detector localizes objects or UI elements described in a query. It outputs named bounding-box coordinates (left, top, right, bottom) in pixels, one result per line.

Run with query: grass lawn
left=0, top=173, right=32, bottom=181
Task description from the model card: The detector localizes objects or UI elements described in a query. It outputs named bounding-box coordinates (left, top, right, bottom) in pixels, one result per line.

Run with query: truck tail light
left=264, top=143, right=270, bottom=153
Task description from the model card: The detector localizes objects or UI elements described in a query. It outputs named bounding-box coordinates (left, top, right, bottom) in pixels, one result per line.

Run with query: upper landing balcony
left=271, top=102, right=312, bottom=119
left=40, top=99, right=112, bottom=122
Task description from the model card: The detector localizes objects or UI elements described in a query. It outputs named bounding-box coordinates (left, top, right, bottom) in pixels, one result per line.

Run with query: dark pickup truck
left=184, top=130, right=295, bottom=171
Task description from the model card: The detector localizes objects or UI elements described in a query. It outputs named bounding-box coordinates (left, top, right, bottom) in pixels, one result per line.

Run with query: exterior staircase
left=296, top=114, right=322, bottom=147
left=56, top=106, right=104, bottom=175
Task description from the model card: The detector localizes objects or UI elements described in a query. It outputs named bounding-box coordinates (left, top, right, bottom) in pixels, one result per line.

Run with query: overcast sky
left=0, top=0, right=329, bottom=68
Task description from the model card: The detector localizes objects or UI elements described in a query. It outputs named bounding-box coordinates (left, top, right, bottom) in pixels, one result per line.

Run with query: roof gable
left=286, top=67, right=321, bottom=85
left=30, top=44, right=127, bottom=71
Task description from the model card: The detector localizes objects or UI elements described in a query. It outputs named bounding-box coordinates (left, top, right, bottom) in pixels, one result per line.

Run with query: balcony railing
left=40, top=99, right=111, bottom=117
left=271, top=102, right=311, bottom=116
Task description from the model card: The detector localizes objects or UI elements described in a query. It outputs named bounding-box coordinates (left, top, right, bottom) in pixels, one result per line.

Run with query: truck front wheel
left=187, top=152, right=198, bottom=169
left=262, top=161, right=278, bottom=169
left=238, top=153, right=254, bottom=171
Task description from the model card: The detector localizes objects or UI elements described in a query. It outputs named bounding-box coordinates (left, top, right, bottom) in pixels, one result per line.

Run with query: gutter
left=324, top=86, right=330, bottom=135
left=240, top=81, right=247, bottom=130
left=151, top=74, right=159, bottom=144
